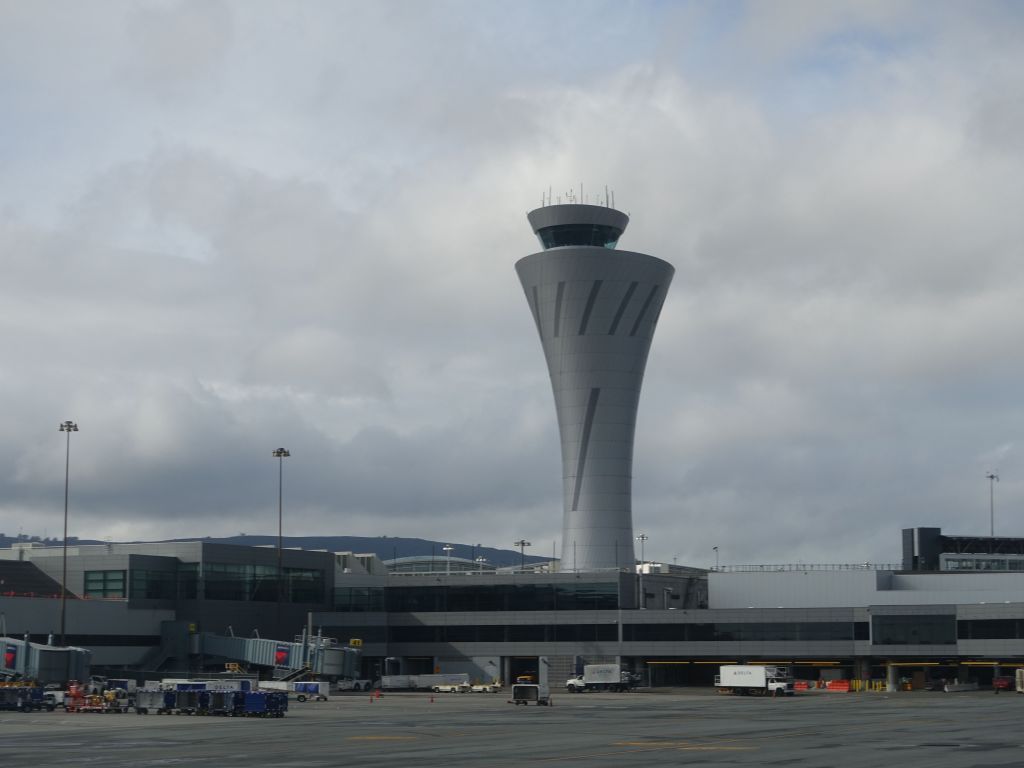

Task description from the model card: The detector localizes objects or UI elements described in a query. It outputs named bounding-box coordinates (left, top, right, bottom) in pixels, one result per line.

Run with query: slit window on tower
left=578, top=280, right=602, bottom=335
left=629, top=285, right=660, bottom=337
left=530, top=286, right=543, bottom=337
left=536, top=224, right=622, bottom=249
left=571, top=388, right=601, bottom=511
left=553, top=282, right=565, bottom=337
left=608, top=282, right=638, bottom=335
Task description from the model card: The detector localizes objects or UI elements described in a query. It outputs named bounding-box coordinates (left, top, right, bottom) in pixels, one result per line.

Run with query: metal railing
left=711, top=563, right=901, bottom=573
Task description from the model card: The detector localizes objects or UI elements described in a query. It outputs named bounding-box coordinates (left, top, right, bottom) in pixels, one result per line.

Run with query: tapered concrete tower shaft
left=516, top=203, right=673, bottom=572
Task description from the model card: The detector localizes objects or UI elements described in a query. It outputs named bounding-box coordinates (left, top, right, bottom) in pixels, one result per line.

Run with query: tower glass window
left=536, top=224, right=622, bottom=249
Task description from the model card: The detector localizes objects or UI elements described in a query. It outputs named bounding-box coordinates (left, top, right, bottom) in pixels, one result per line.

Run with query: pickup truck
left=431, top=683, right=471, bottom=693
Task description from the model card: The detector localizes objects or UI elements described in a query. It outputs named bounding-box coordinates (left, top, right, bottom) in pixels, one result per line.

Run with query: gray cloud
left=1, top=1, right=1023, bottom=566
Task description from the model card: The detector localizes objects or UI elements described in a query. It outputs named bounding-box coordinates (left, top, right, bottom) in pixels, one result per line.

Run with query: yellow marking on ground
left=616, top=739, right=758, bottom=751
left=614, top=741, right=695, bottom=747
left=678, top=746, right=755, bottom=751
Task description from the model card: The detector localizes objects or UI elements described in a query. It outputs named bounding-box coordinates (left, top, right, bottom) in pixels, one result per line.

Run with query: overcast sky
left=2, top=0, right=1023, bottom=568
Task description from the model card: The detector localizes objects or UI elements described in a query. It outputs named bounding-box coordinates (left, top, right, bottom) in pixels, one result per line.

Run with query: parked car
left=993, top=676, right=1013, bottom=693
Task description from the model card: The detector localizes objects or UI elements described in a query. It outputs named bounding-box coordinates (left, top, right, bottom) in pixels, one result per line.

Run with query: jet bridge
left=198, top=633, right=361, bottom=678
left=1, top=636, right=91, bottom=684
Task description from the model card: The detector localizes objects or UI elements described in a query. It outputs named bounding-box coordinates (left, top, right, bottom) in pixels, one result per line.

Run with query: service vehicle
left=510, top=683, right=550, bottom=706
left=414, top=673, right=471, bottom=690
left=259, top=680, right=330, bottom=701
left=0, top=685, right=53, bottom=712
left=565, top=664, right=636, bottom=692
left=332, top=677, right=375, bottom=692
left=101, top=688, right=132, bottom=712
left=715, top=665, right=795, bottom=696
left=431, top=682, right=471, bottom=693
left=160, top=678, right=254, bottom=692
left=470, top=682, right=502, bottom=693
left=105, top=678, right=138, bottom=694
left=381, top=673, right=470, bottom=690
left=993, top=675, right=1014, bottom=693
left=380, top=675, right=412, bottom=690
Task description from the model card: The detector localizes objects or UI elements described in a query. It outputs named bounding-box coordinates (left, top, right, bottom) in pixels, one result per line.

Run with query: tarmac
left=2, top=688, right=1024, bottom=767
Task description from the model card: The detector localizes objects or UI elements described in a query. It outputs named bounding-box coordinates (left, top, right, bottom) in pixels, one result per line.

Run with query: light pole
left=635, top=533, right=648, bottom=609
left=443, top=544, right=454, bottom=575
left=514, top=539, right=531, bottom=571
left=986, top=472, right=999, bottom=537
left=475, top=556, right=487, bottom=573
left=58, top=421, right=78, bottom=648
left=713, top=546, right=719, bottom=571
left=272, top=448, right=290, bottom=626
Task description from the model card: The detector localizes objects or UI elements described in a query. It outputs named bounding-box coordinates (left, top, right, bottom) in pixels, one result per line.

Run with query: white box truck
left=715, top=665, right=795, bottom=696
left=565, top=664, right=635, bottom=693
left=259, top=680, right=332, bottom=701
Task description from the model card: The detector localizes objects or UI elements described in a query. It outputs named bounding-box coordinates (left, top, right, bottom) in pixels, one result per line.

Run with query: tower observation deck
left=515, top=202, right=674, bottom=572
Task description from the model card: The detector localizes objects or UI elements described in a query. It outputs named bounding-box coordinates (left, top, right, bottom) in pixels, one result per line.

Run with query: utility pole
left=272, top=448, right=290, bottom=635
left=635, top=533, right=648, bottom=610
left=987, top=471, right=999, bottom=537
left=59, top=420, right=78, bottom=648
left=514, top=539, right=531, bottom=571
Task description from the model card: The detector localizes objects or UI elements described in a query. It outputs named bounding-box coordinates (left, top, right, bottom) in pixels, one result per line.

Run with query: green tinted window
left=84, top=570, right=126, bottom=598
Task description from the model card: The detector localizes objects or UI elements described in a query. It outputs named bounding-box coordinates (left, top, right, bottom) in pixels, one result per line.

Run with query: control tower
left=515, top=200, right=674, bottom=572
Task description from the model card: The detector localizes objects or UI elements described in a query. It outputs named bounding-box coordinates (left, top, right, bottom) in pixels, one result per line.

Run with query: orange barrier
left=794, top=681, right=810, bottom=690
left=825, top=680, right=850, bottom=692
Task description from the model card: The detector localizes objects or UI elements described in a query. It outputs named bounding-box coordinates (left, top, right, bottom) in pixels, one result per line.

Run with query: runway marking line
left=616, top=741, right=755, bottom=752
left=679, top=746, right=755, bottom=751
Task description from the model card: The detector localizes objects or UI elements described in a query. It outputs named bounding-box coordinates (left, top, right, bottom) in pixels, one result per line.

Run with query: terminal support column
left=854, top=658, right=870, bottom=681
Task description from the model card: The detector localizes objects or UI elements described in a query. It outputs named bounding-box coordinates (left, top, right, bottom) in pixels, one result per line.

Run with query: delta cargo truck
left=565, top=664, right=637, bottom=692
left=259, top=680, right=331, bottom=701
left=715, top=665, right=795, bottom=696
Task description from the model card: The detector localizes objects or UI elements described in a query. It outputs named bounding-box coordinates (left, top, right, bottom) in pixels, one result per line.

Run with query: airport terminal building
left=3, top=528, right=1024, bottom=689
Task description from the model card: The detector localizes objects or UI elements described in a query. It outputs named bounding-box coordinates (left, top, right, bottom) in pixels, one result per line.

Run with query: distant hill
left=0, top=533, right=551, bottom=569
left=0, top=534, right=98, bottom=549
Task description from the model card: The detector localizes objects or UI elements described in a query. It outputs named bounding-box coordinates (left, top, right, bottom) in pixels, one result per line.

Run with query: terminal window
left=871, top=615, right=955, bottom=645
left=84, top=569, right=126, bottom=599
